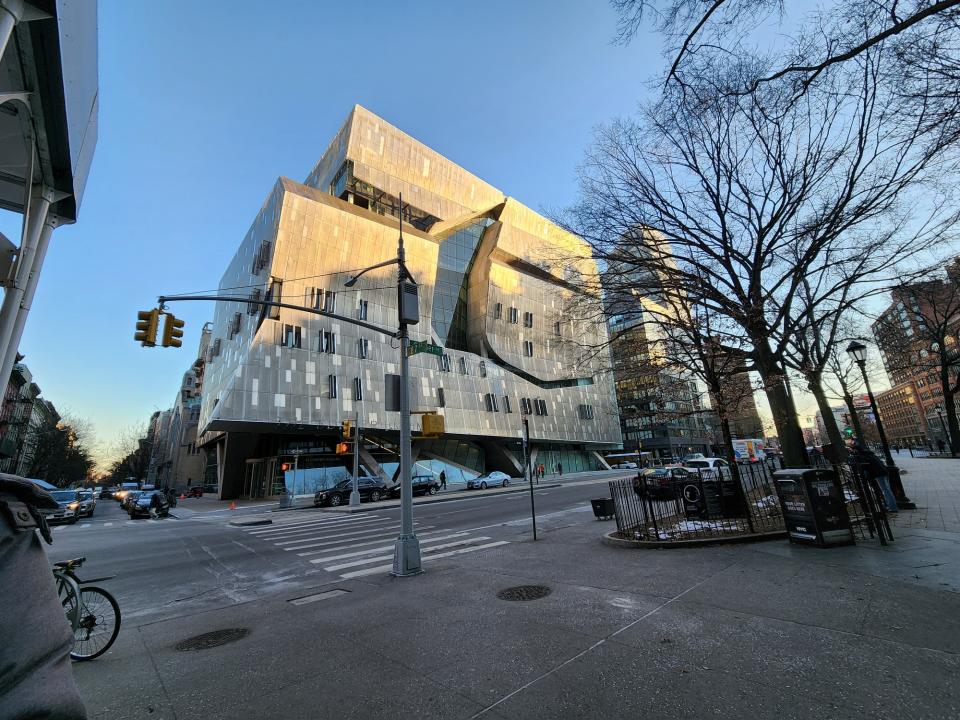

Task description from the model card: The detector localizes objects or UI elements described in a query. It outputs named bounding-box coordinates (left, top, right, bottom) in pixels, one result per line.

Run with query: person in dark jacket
left=849, top=443, right=898, bottom=512
left=0, top=475, right=87, bottom=719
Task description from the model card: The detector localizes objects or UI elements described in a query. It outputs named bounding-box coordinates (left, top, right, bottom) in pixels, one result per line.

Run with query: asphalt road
left=46, top=474, right=626, bottom=626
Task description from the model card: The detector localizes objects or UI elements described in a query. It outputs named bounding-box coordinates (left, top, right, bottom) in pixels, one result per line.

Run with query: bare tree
left=565, top=46, right=958, bottom=466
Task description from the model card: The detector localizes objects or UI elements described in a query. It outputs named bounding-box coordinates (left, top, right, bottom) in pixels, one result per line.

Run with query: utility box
left=399, top=281, right=420, bottom=325
left=773, top=468, right=854, bottom=547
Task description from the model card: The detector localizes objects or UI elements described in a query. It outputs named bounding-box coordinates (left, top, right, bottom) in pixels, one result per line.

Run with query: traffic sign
left=407, top=339, right=443, bottom=357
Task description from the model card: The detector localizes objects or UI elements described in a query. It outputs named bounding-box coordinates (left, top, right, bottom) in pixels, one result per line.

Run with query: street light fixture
left=845, top=340, right=915, bottom=509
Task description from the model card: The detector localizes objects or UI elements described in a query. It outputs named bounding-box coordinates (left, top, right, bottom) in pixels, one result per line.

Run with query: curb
left=602, top=529, right=788, bottom=549
left=273, top=483, right=564, bottom=514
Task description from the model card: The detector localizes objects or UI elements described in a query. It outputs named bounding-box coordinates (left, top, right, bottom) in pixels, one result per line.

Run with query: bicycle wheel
left=62, top=586, right=121, bottom=661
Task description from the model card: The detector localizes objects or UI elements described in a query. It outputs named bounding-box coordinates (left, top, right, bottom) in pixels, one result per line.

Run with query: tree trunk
left=754, top=349, right=808, bottom=467
left=940, top=362, right=959, bottom=457
left=807, top=374, right=849, bottom=462
left=842, top=393, right=866, bottom=446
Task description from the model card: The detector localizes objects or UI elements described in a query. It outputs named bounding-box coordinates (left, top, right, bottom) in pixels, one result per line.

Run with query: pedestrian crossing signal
left=843, top=427, right=854, bottom=438
left=335, top=442, right=349, bottom=455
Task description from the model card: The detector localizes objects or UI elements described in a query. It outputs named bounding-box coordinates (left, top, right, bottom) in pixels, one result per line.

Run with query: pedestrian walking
left=557, top=462, right=563, bottom=476
left=148, top=492, right=162, bottom=520
left=938, top=439, right=946, bottom=454
left=439, top=470, right=447, bottom=491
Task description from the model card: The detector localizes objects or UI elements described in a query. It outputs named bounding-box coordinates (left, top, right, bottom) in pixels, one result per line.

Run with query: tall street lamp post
left=345, top=195, right=421, bottom=576
left=845, top=340, right=915, bottom=509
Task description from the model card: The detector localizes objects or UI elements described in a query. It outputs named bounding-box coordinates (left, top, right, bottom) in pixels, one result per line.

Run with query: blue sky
left=0, top=0, right=664, bottom=464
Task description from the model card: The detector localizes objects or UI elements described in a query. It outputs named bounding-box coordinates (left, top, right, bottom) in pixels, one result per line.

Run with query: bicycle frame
left=54, top=570, right=84, bottom=632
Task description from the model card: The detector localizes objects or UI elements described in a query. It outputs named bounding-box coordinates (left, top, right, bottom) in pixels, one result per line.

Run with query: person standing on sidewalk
left=850, top=443, right=898, bottom=513
left=439, top=471, right=447, bottom=491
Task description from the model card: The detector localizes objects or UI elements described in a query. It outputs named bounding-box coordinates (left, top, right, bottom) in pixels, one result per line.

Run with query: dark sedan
left=129, top=490, right=171, bottom=518
left=633, top=467, right=694, bottom=500
left=314, top=477, right=389, bottom=507
left=389, top=475, right=440, bottom=498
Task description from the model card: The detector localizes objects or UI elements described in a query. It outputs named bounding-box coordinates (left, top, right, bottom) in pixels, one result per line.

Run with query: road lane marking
left=323, top=537, right=493, bottom=571
left=308, top=533, right=470, bottom=564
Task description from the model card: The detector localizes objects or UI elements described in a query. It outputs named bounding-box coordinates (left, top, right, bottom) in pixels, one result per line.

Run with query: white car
left=467, top=471, right=511, bottom=489
left=684, top=458, right=730, bottom=472
left=612, top=461, right=638, bottom=469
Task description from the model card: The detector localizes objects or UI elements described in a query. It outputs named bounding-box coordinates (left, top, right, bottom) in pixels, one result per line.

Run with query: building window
left=229, top=312, right=242, bottom=339
left=554, top=321, right=561, bottom=336
left=579, top=404, right=595, bottom=420
left=503, top=396, right=512, bottom=413
left=523, top=341, right=534, bottom=357
left=535, top=398, right=548, bottom=416
left=321, top=330, right=336, bottom=354
left=439, top=354, right=451, bottom=372
left=523, top=311, right=534, bottom=328
left=358, top=299, right=369, bottom=320
left=328, top=375, right=338, bottom=399
left=247, top=288, right=262, bottom=315
left=509, top=306, right=519, bottom=324
left=283, top=324, right=302, bottom=349
left=479, top=361, right=487, bottom=378
left=484, top=393, right=499, bottom=412
left=520, top=397, right=532, bottom=415
left=358, top=337, right=369, bottom=359
left=458, top=357, right=467, bottom=375
left=323, top=290, right=336, bottom=313
left=353, top=377, right=363, bottom=402
left=494, top=303, right=502, bottom=320
left=437, top=387, right=445, bottom=407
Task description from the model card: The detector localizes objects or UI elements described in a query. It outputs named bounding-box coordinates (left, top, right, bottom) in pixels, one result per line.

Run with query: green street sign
left=407, top=340, right=443, bottom=357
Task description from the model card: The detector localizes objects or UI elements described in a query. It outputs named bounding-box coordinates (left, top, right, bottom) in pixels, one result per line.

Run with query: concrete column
left=0, top=190, right=51, bottom=381
left=0, top=212, right=58, bottom=385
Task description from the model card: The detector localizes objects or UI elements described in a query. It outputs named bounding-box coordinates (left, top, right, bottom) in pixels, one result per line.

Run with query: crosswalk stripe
left=104, top=522, right=113, bottom=527
left=322, top=536, right=492, bottom=571
left=80, top=523, right=91, bottom=528
left=249, top=515, right=383, bottom=536
left=294, top=526, right=448, bottom=556
left=338, top=541, right=510, bottom=579
left=309, top=533, right=470, bottom=564
left=278, top=523, right=426, bottom=549
left=253, top=512, right=383, bottom=530
left=254, top=521, right=394, bottom=542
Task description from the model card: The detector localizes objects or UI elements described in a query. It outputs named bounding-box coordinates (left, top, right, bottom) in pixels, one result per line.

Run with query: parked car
left=120, top=490, right=144, bottom=512
left=44, top=489, right=80, bottom=524
left=129, top=490, right=170, bottom=519
left=633, top=467, right=694, bottom=500
left=389, top=475, right=440, bottom=498
left=314, top=477, right=389, bottom=507
left=114, top=482, right=140, bottom=502
left=467, top=471, right=512, bottom=490
left=612, top=461, right=638, bottom=470
left=681, top=453, right=706, bottom=463
left=76, top=489, right=96, bottom=518
left=184, top=486, right=203, bottom=498
left=684, top=458, right=730, bottom=473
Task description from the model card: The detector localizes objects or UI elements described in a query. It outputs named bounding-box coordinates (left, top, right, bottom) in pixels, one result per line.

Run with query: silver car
left=467, top=471, right=512, bottom=489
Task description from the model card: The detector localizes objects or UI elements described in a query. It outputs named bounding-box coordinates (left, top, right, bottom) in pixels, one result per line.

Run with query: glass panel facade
left=431, top=218, right=493, bottom=350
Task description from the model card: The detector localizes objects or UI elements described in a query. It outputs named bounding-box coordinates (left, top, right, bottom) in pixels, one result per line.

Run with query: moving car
left=389, top=475, right=440, bottom=498
left=612, top=461, right=639, bottom=470
left=467, top=471, right=511, bottom=490
left=114, top=482, right=140, bottom=502
left=77, top=489, right=96, bottom=517
left=120, top=490, right=144, bottom=512
left=129, top=490, right=171, bottom=519
left=684, top=458, right=730, bottom=472
left=44, top=489, right=81, bottom=524
left=633, top=467, right=694, bottom=500
left=314, top=477, right=389, bottom=507
left=101, top=486, right=118, bottom=499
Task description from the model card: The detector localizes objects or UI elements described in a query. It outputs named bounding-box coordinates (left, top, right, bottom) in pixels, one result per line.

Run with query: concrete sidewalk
left=73, top=494, right=960, bottom=719
left=888, top=455, right=960, bottom=533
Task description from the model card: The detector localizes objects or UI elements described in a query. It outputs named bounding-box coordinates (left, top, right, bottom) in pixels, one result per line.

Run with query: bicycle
left=52, top=556, right=121, bottom=661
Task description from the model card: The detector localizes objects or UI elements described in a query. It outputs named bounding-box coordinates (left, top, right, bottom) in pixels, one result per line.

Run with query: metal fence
left=609, top=458, right=893, bottom=544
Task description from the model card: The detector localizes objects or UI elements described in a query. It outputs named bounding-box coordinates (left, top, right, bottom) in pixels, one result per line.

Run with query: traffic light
left=161, top=313, right=185, bottom=348
left=335, top=442, right=349, bottom=455
left=134, top=309, right=159, bottom=346
left=843, top=426, right=855, bottom=438
left=341, top=419, right=352, bottom=438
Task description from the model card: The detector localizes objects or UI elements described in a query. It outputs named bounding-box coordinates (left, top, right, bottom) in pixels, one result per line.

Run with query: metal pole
left=859, top=363, right=914, bottom=508
left=0, top=213, right=55, bottom=385
left=0, top=0, right=24, bottom=63
left=0, top=191, right=51, bottom=378
left=523, top=417, right=536, bottom=540
left=350, top=412, right=361, bottom=506
left=392, top=195, right=421, bottom=576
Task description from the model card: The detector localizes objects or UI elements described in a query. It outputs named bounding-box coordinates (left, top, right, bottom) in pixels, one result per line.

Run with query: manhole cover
left=496, top=585, right=552, bottom=601
left=175, top=628, right=250, bottom=651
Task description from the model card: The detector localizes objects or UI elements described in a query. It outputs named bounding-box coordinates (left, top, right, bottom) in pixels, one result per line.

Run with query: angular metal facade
left=199, top=106, right=620, bottom=496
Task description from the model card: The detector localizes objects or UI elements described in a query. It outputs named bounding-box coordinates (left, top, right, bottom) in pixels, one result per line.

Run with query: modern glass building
left=198, top=106, right=621, bottom=499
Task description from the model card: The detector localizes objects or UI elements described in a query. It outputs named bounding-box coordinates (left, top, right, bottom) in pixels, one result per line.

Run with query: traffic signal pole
left=350, top=415, right=361, bottom=507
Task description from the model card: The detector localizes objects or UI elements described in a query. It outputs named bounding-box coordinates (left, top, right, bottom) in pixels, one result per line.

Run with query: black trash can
left=591, top=497, right=615, bottom=520
left=773, top=468, right=854, bottom=547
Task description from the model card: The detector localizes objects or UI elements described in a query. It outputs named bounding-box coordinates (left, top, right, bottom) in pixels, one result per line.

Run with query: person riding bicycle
left=0, top=474, right=87, bottom=718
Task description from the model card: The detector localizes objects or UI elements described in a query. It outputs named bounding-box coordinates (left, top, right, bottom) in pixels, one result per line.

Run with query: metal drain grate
left=496, top=585, right=552, bottom=601
left=175, top=628, right=250, bottom=651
